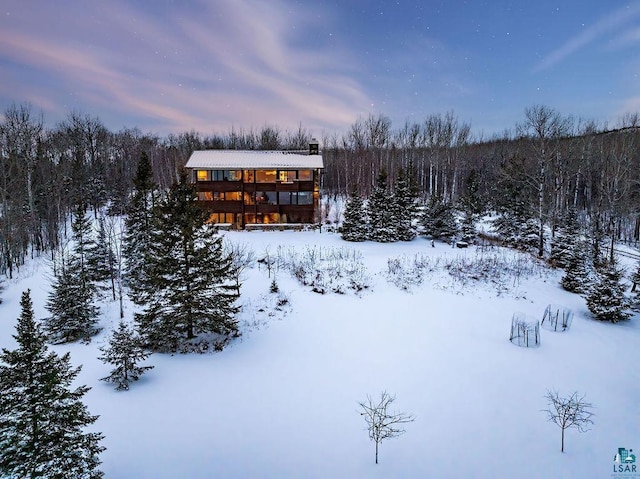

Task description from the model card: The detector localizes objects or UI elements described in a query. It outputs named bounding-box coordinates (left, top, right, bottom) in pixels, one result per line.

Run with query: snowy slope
left=1, top=230, right=639, bottom=479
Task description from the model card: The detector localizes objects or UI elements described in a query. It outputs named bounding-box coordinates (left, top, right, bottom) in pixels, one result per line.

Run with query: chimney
left=309, top=138, right=319, bottom=155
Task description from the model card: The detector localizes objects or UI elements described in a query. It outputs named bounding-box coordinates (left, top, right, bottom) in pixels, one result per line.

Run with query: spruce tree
left=586, top=261, right=630, bottom=322
left=560, top=239, right=591, bottom=294
left=550, top=207, right=580, bottom=268
left=368, top=169, right=397, bottom=242
left=123, top=151, right=157, bottom=306
left=392, top=167, right=419, bottom=241
left=136, top=171, right=240, bottom=352
left=0, top=290, right=105, bottom=478
left=88, top=216, right=116, bottom=290
left=458, top=169, right=484, bottom=243
left=421, top=195, right=458, bottom=243
left=341, top=185, right=368, bottom=242
left=44, top=252, right=100, bottom=344
left=44, top=201, right=102, bottom=343
left=99, top=321, right=153, bottom=391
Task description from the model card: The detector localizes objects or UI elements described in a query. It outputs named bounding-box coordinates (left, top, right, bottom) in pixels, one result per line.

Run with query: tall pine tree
left=123, top=151, right=157, bottom=306
left=550, top=207, right=580, bottom=268
left=0, top=290, right=105, bottom=478
left=44, top=203, right=101, bottom=343
left=341, top=184, right=369, bottom=242
left=368, top=169, right=397, bottom=242
left=560, top=238, right=591, bottom=294
left=136, top=171, right=240, bottom=352
left=392, top=167, right=419, bottom=241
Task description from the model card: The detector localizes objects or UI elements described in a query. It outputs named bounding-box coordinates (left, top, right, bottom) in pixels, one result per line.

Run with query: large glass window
left=243, top=170, right=255, bottom=183
left=297, top=170, right=312, bottom=181
left=207, top=213, right=234, bottom=224
left=256, top=191, right=277, bottom=205
left=198, top=191, right=213, bottom=201
left=278, top=192, right=292, bottom=205
left=211, top=191, right=241, bottom=201
left=212, top=170, right=241, bottom=181
left=244, top=192, right=255, bottom=205
left=297, top=191, right=313, bottom=205
left=256, top=170, right=276, bottom=183
left=278, top=170, right=296, bottom=182
left=196, top=170, right=210, bottom=181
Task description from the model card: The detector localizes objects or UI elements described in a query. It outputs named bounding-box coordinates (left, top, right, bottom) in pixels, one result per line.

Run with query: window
left=298, top=192, right=313, bottom=205
left=207, top=213, right=234, bottom=224
left=211, top=191, right=241, bottom=201
left=297, top=170, right=312, bottom=181
left=196, top=170, right=210, bottom=181
left=244, top=192, right=255, bottom=205
left=212, top=170, right=241, bottom=181
left=243, top=170, right=255, bottom=183
left=278, top=170, right=296, bottom=182
left=256, top=191, right=276, bottom=205
left=256, top=170, right=276, bottom=183
left=278, top=192, right=292, bottom=205
left=198, top=191, right=213, bottom=201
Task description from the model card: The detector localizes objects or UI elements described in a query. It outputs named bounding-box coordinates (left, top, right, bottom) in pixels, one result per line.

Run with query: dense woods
left=1, top=102, right=639, bottom=277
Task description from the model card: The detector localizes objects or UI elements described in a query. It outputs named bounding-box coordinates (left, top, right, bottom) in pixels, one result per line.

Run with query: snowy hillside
left=1, top=230, right=639, bottom=479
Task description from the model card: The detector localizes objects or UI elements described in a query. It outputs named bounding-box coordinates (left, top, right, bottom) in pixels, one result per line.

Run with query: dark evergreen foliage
left=341, top=185, right=369, bottom=242
left=421, top=195, right=458, bottom=243
left=560, top=239, right=591, bottom=294
left=135, top=171, right=240, bottom=352
left=550, top=207, right=580, bottom=268
left=123, top=151, right=157, bottom=306
left=586, top=261, right=630, bottom=322
left=367, top=169, right=397, bottom=242
left=44, top=255, right=100, bottom=343
left=99, top=321, right=154, bottom=391
left=88, top=216, right=116, bottom=290
left=392, top=167, right=419, bottom=241
left=0, top=290, right=105, bottom=479
left=44, top=203, right=101, bottom=343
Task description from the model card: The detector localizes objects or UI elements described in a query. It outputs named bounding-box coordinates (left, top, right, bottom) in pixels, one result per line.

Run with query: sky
left=1, top=0, right=639, bottom=139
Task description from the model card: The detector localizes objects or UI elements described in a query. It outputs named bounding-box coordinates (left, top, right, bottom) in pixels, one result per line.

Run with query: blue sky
left=1, top=0, right=639, bottom=138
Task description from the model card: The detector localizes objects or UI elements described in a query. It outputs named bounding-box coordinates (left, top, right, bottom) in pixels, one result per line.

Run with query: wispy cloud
left=0, top=0, right=371, bottom=134
left=534, top=3, right=640, bottom=72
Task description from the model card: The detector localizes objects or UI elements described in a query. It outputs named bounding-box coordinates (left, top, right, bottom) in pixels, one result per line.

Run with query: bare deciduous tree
left=543, top=389, right=594, bottom=452
left=359, top=391, right=415, bottom=464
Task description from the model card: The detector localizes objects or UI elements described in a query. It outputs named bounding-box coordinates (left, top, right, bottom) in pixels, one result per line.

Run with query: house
left=185, top=141, right=323, bottom=229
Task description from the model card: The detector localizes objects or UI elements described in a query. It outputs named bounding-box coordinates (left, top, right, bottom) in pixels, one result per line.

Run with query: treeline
left=1, top=102, right=639, bottom=276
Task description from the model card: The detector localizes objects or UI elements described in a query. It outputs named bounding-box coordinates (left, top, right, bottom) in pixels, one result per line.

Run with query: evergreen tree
left=586, top=261, right=630, bottom=322
left=392, top=167, right=419, bottom=241
left=367, top=169, right=397, bottom=242
left=71, top=201, right=98, bottom=291
left=99, top=321, right=154, bottom=391
left=341, top=185, right=369, bottom=242
left=88, top=216, right=116, bottom=295
left=421, top=195, right=458, bottom=243
left=458, top=169, right=484, bottom=244
left=560, top=239, right=591, bottom=294
left=0, top=290, right=105, bottom=478
left=136, top=172, right=240, bottom=352
left=550, top=207, right=580, bottom=268
left=44, top=252, right=100, bottom=344
left=123, top=152, right=157, bottom=305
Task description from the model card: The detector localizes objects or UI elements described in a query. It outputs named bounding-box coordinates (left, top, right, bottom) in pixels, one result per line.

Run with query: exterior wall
left=190, top=168, right=321, bottom=228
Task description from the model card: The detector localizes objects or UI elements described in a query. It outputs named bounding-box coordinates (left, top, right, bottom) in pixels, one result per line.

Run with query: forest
left=1, top=102, right=639, bottom=279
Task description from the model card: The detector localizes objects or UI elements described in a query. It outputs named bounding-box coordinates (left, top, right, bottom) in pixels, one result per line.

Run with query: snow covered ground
left=1, top=230, right=639, bottom=479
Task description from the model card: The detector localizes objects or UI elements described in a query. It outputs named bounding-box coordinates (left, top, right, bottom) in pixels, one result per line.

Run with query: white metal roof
left=185, top=150, right=323, bottom=169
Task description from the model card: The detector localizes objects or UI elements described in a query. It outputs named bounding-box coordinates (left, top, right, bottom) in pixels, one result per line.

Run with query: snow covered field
left=1, top=230, right=639, bottom=479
